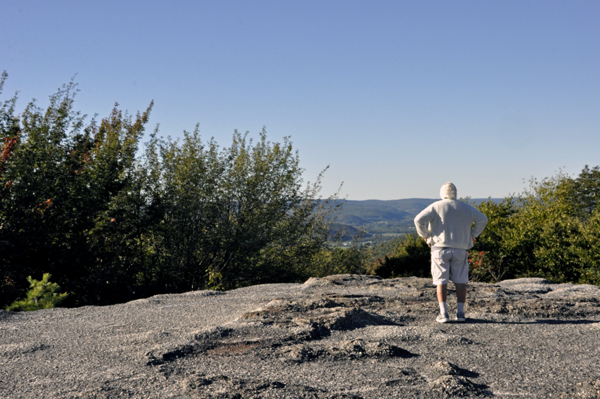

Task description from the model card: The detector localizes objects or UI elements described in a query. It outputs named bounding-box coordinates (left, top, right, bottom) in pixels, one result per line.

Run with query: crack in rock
left=275, top=339, right=417, bottom=363
left=383, top=368, right=427, bottom=387
left=181, top=374, right=364, bottom=398
left=424, top=361, right=479, bottom=380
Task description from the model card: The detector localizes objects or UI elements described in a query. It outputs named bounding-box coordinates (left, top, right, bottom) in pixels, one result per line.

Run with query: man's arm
left=414, top=206, right=433, bottom=240
left=470, top=208, right=488, bottom=238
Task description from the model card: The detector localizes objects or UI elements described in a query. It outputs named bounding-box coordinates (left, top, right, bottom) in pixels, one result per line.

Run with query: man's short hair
left=440, top=182, right=457, bottom=200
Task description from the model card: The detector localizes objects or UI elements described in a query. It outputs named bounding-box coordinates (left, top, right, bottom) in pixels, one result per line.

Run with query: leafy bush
left=368, top=234, right=430, bottom=278
left=470, top=168, right=600, bottom=285
left=469, top=250, right=508, bottom=283
left=0, top=72, right=153, bottom=306
left=138, top=128, right=339, bottom=291
left=309, top=245, right=370, bottom=277
left=0, top=72, right=340, bottom=307
left=7, top=273, right=68, bottom=311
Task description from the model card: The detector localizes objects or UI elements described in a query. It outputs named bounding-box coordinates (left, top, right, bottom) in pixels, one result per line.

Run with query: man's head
left=440, top=182, right=457, bottom=200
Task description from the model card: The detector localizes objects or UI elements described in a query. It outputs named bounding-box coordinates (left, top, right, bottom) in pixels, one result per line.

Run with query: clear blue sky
left=2, top=1, right=599, bottom=200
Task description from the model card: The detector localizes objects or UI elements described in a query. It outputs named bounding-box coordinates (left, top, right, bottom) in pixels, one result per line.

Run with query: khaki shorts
left=431, top=247, right=469, bottom=285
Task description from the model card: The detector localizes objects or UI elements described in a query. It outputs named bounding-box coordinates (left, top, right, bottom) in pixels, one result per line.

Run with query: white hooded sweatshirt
left=414, top=184, right=488, bottom=250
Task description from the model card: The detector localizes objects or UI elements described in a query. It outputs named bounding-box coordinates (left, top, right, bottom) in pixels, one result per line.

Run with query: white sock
left=457, top=303, right=465, bottom=314
left=439, top=302, right=448, bottom=315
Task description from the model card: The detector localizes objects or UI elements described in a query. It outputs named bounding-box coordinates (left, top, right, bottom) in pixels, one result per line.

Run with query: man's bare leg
left=436, top=284, right=448, bottom=303
left=455, top=283, right=467, bottom=321
left=436, top=284, right=449, bottom=322
left=455, top=283, right=467, bottom=303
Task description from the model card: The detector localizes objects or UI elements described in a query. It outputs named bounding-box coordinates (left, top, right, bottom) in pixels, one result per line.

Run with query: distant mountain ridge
left=332, top=198, right=501, bottom=239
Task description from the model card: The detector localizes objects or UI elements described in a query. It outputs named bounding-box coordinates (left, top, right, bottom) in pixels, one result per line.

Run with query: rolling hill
left=331, top=198, right=501, bottom=240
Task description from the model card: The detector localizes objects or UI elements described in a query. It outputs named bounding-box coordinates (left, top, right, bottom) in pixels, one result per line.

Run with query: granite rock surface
left=1, top=275, right=600, bottom=398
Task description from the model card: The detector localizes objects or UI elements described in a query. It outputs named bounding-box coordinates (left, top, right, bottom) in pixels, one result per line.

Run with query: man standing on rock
left=414, top=182, right=488, bottom=323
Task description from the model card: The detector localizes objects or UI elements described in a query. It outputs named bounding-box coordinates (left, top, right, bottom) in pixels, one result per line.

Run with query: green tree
left=471, top=169, right=600, bottom=285
left=147, top=128, right=340, bottom=291
left=0, top=72, right=153, bottom=306
left=7, top=273, right=68, bottom=311
left=369, top=233, right=430, bottom=278
left=468, top=197, right=516, bottom=282
left=571, top=165, right=600, bottom=218
left=576, top=208, right=600, bottom=285
left=0, top=72, right=347, bottom=307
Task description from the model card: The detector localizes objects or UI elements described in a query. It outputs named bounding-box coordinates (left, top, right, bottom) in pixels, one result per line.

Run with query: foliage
left=368, top=235, right=405, bottom=261
left=141, top=127, right=339, bottom=291
left=6, top=273, right=68, bottom=311
left=468, top=251, right=508, bottom=283
left=0, top=72, right=342, bottom=307
left=470, top=168, right=600, bottom=285
left=0, top=72, right=153, bottom=306
left=310, top=238, right=370, bottom=278
left=466, top=197, right=516, bottom=282
left=368, top=233, right=430, bottom=278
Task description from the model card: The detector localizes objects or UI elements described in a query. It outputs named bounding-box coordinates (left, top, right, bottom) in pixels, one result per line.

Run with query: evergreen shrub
left=7, top=273, right=68, bottom=311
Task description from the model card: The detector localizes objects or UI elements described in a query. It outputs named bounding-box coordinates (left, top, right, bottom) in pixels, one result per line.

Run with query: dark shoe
left=456, top=312, right=466, bottom=322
